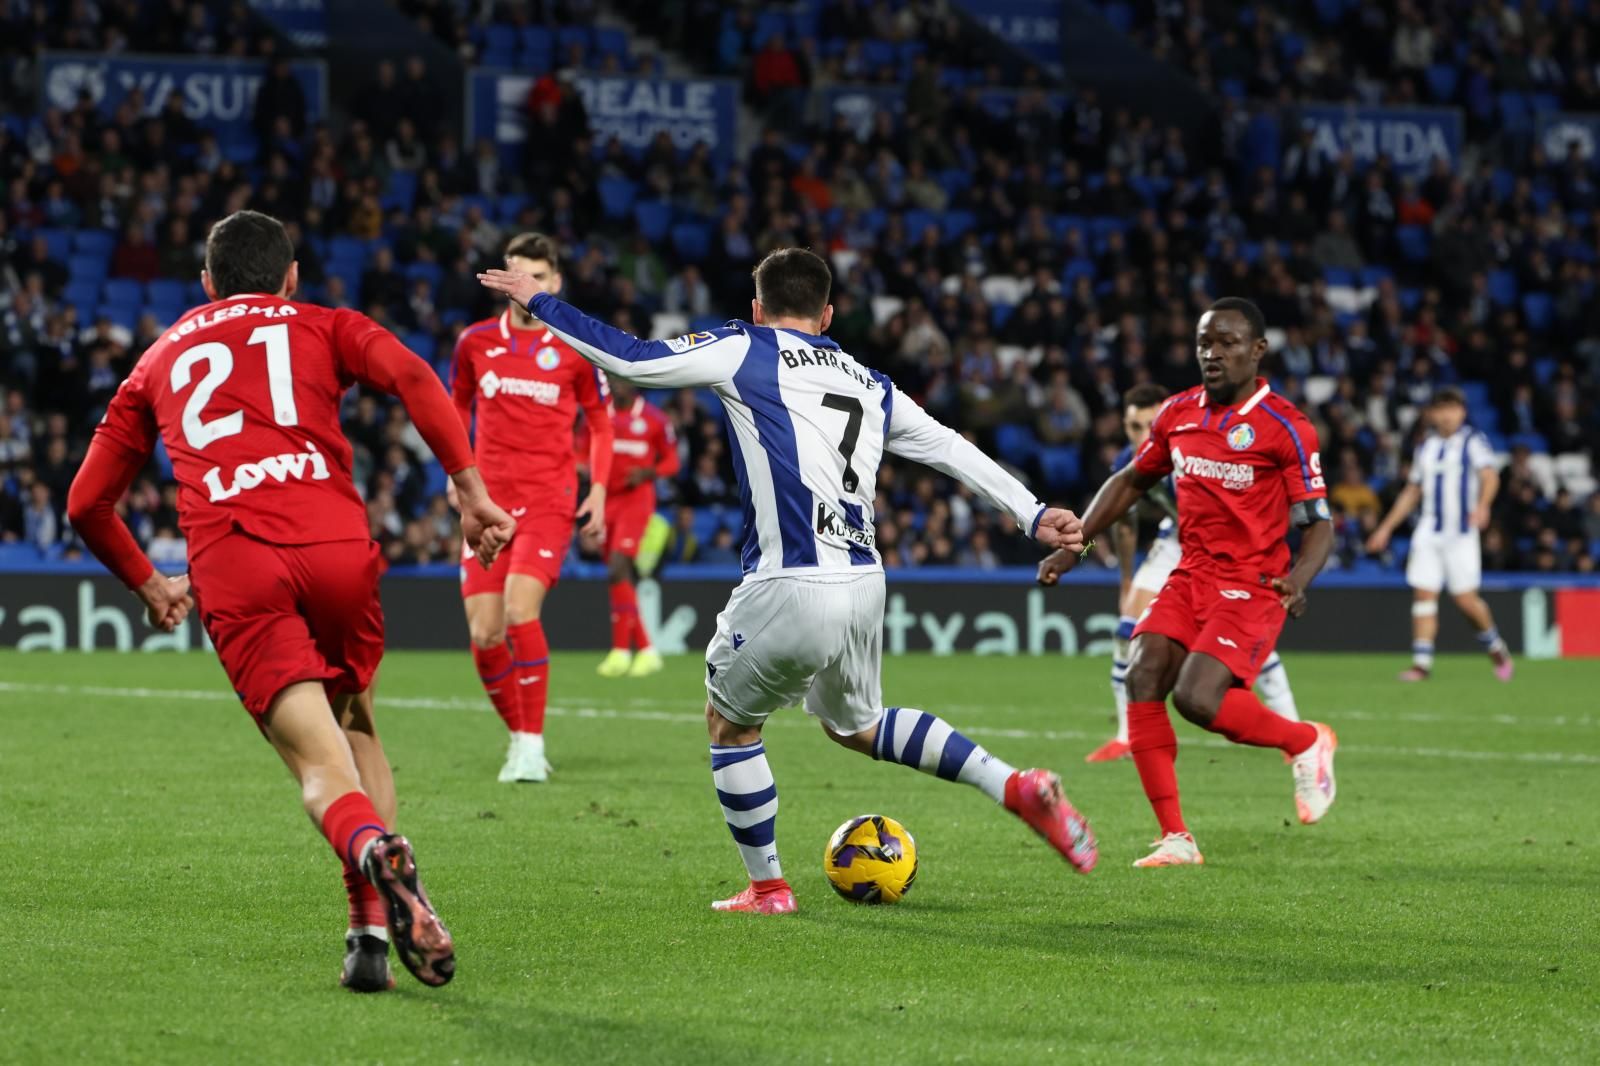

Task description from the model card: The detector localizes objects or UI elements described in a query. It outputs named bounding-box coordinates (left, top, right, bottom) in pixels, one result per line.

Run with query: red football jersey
left=451, top=309, right=611, bottom=504
left=1134, top=378, right=1327, bottom=579
left=600, top=395, right=679, bottom=495
left=93, top=296, right=399, bottom=560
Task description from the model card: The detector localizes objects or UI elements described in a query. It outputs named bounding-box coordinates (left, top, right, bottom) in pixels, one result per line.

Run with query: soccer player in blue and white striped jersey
left=1368, top=387, right=1513, bottom=681
left=481, top=248, right=1099, bottom=913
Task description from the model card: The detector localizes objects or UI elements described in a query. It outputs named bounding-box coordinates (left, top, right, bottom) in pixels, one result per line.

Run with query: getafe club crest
left=1226, top=423, right=1256, bottom=451
left=631, top=418, right=647, bottom=434
left=535, top=346, right=561, bottom=371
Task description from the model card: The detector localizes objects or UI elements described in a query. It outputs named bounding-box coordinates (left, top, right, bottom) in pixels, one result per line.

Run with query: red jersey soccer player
left=1038, top=297, right=1339, bottom=868
left=584, top=377, right=680, bottom=679
left=66, top=210, right=516, bottom=991
left=451, top=232, right=614, bottom=783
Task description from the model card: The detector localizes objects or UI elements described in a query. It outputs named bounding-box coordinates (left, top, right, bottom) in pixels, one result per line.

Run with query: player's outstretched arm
left=882, top=385, right=1080, bottom=547
left=1038, top=464, right=1160, bottom=585
left=1366, top=482, right=1421, bottom=553
left=476, top=270, right=749, bottom=388
left=68, top=440, right=193, bottom=632
left=1273, top=512, right=1334, bottom=617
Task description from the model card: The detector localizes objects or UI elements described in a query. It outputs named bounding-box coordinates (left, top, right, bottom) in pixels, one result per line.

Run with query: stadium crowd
left=2, top=0, right=1598, bottom=576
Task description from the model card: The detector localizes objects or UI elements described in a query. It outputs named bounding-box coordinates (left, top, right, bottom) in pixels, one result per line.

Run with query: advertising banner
left=37, top=51, right=327, bottom=148
left=247, top=0, right=328, bottom=49
left=1536, top=111, right=1600, bottom=161
left=467, top=71, right=738, bottom=169
left=1294, top=103, right=1463, bottom=175
left=0, top=572, right=1557, bottom=656
left=952, top=0, right=1062, bottom=72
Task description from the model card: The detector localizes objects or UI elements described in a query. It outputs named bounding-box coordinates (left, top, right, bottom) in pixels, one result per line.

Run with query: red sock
left=507, top=620, right=549, bottom=735
left=1128, top=700, right=1187, bottom=836
left=608, top=581, right=637, bottom=651
left=342, top=860, right=387, bottom=931
left=630, top=610, right=652, bottom=652
left=472, top=642, right=521, bottom=733
left=1210, top=688, right=1318, bottom=755
left=321, top=790, right=387, bottom=869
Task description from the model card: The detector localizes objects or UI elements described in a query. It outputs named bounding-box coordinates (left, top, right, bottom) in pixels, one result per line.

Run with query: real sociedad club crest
left=1227, top=423, right=1256, bottom=451
left=535, top=346, right=561, bottom=370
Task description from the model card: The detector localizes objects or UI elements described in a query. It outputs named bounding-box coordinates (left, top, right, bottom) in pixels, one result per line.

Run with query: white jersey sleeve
left=884, top=384, right=1045, bottom=534
left=1466, top=431, right=1497, bottom=470
left=528, top=292, right=751, bottom=387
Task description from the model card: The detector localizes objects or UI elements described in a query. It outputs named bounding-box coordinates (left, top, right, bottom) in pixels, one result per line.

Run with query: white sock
left=873, top=706, right=1016, bottom=803
left=1254, top=652, right=1300, bottom=721
left=1111, top=633, right=1131, bottom=742
left=1413, top=640, right=1436, bottom=671
left=710, top=741, right=782, bottom=881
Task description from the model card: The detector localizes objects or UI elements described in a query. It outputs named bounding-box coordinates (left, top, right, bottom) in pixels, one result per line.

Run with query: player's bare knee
left=705, top=702, right=761, bottom=746
left=606, top=554, right=633, bottom=583
left=823, top=720, right=875, bottom=754
left=1171, top=678, right=1223, bottom=725
left=468, top=623, right=506, bottom=649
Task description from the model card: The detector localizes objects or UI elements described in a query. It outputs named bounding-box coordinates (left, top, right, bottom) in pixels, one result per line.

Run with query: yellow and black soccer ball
left=823, top=814, right=918, bottom=904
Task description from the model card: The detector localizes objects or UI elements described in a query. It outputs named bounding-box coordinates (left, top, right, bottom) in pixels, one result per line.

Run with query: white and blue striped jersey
left=1407, top=426, right=1497, bottom=536
left=527, top=293, right=1046, bottom=580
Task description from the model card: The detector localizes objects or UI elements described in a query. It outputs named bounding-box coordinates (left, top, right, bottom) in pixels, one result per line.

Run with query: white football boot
left=496, top=734, right=520, bottom=783
left=512, top=732, right=549, bottom=782
left=1132, top=832, right=1205, bottom=868
left=1291, top=723, right=1338, bottom=824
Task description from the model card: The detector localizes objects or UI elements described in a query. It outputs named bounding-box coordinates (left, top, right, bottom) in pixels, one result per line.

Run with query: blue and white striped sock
left=1412, top=640, right=1436, bottom=671
left=1111, top=656, right=1130, bottom=743
left=710, top=742, right=782, bottom=882
left=1476, top=626, right=1505, bottom=654
left=1253, top=651, right=1300, bottom=721
left=872, top=707, right=1015, bottom=803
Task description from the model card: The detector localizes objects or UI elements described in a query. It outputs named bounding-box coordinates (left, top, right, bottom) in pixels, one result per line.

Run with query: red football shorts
left=190, top=534, right=384, bottom=722
left=604, top=486, right=655, bottom=559
left=1132, top=565, right=1286, bottom=686
left=461, top=501, right=574, bottom=597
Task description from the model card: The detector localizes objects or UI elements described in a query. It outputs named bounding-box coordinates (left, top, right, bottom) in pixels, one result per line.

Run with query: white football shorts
left=1406, top=532, right=1482, bottom=595
left=705, top=571, right=885, bottom=736
left=1132, top=534, right=1183, bottom=594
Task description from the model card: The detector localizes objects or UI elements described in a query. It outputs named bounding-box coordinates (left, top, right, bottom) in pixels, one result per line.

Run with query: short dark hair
left=1430, top=386, right=1467, bottom=408
left=505, top=232, right=561, bottom=272
left=204, top=210, right=294, bottom=298
left=1207, top=296, right=1267, bottom=342
left=1124, top=383, right=1169, bottom=410
left=752, top=247, right=832, bottom=319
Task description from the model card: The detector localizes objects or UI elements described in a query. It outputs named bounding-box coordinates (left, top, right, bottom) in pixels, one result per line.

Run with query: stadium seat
left=1396, top=226, right=1430, bottom=262
left=95, top=304, right=138, bottom=329
left=1425, top=63, right=1459, bottom=102
left=1487, top=269, right=1518, bottom=306
left=1521, top=292, right=1554, bottom=331
left=64, top=280, right=100, bottom=310
left=942, top=210, right=977, bottom=239
left=73, top=229, right=115, bottom=257
left=994, top=424, right=1038, bottom=467
left=68, top=252, right=109, bottom=282
left=1322, top=267, right=1355, bottom=288
left=1511, top=432, right=1551, bottom=453
left=1039, top=446, right=1082, bottom=489
left=691, top=507, right=724, bottom=544
left=381, top=172, right=417, bottom=212
left=1103, top=2, right=1134, bottom=34
left=753, top=11, right=788, bottom=47
left=520, top=26, right=553, bottom=55
left=903, top=208, right=939, bottom=239
left=991, top=303, right=1015, bottom=330
left=403, top=332, right=436, bottom=362
left=145, top=279, right=186, bottom=306
left=497, top=194, right=529, bottom=222
left=634, top=201, right=674, bottom=242
left=485, top=24, right=517, bottom=56
left=594, top=27, right=629, bottom=61
left=556, top=26, right=590, bottom=60
left=862, top=40, right=897, bottom=72
left=670, top=222, right=711, bottom=263
left=599, top=177, right=637, bottom=221
left=36, top=227, right=73, bottom=263
left=102, top=279, right=142, bottom=308
left=327, top=236, right=368, bottom=267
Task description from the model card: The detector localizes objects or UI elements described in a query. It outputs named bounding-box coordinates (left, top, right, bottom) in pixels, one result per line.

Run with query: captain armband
left=1290, top=498, right=1332, bottom=528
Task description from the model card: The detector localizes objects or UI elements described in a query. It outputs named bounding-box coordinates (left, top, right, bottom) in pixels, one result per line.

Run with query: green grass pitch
left=3, top=649, right=1597, bottom=1064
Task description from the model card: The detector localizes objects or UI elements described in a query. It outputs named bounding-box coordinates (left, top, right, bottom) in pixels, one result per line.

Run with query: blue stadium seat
left=381, top=171, right=417, bottom=212
left=1358, top=265, right=1393, bottom=287
left=1039, top=446, right=1082, bottom=489
left=145, top=279, right=186, bottom=306
left=1521, top=292, right=1554, bottom=331
left=671, top=222, right=711, bottom=263
left=1322, top=267, right=1355, bottom=288
left=482, top=44, right=515, bottom=68
left=942, top=210, right=977, bottom=239
left=485, top=24, right=517, bottom=56
left=753, top=12, right=788, bottom=47
left=403, top=332, right=437, bottom=362
left=1218, top=78, right=1246, bottom=100
left=1063, top=258, right=1096, bottom=284
left=1533, top=357, right=1558, bottom=386
left=634, top=201, right=673, bottom=242
left=148, top=302, right=184, bottom=327
left=327, top=236, right=368, bottom=266
left=1425, top=64, right=1459, bottom=102
left=35, top=227, right=73, bottom=263
left=862, top=39, right=897, bottom=71
left=73, top=229, right=115, bottom=257
left=1498, top=91, right=1532, bottom=131
left=688, top=315, right=725, bottom=333
left=692, top=507, right=724, bottom=544
left=64, top=280, right=100, bottom=310
left=556, top=26, right=590, bottom=60
left=1531, top=92, right=1561, bottom=114
left=1278, top=31, right=1306, bottom=64
left=1511, top=432, right=1551, bottom=453
left=421, top=461, right=449, bottom=499
left=95, top=303, right=138, bottom=329
left=599, top=176, right=637, bottom=220
left=1487, top=269, right=1518, bottom=307
left=1396, top=226, right=1430, bottom=262
left=497, top=194, right=529, bottom=221
left=1103, top=2, right=1134, bottom=34
left=520, top=26, right=553, bottom=55
left=1460, top=381, right=1491, bottom=408
left=990, top=303, right=1015, bottom=330
left=68, top=252, right=109, bottom=282
left=903, top=208, right=939, bottom=238
left=102, top=278, right=142, bottom=308
left=994, top=424, right=1037, bottom=467
left=406, top=261, right=443, bottom=288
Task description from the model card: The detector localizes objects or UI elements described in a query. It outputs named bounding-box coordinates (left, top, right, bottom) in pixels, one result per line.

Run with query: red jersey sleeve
left=1132, top=398, right=1177, bottom=479
left=69, top=362, right=158, bottom=589
left=93, top=357, right=160, bottom=460
left=1268, top=403, right=1327, bottom=503
left=576, top=365, right=614, bottom=489
left=331, top=310, right=475, bottom=474
left=653, top=412, right=681, bottom=479
left=449, top=330, right=476, bottom=437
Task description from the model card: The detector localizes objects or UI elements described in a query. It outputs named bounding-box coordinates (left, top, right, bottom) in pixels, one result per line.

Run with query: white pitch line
left=3, top=681, right=1597, bottom=767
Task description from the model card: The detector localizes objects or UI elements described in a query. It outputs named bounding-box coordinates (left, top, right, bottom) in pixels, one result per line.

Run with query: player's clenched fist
left=1031, top=507, right=1084, bottom=553
left=478, top=268, right=540, bottom=308
left=137, top=572, right=194, bottom=632
left=1036, top=548, right=1077, bottom=586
